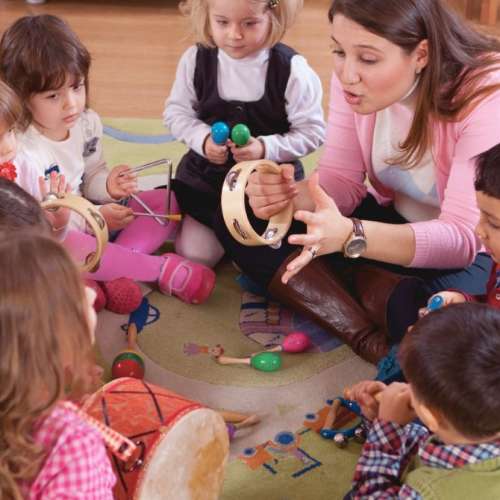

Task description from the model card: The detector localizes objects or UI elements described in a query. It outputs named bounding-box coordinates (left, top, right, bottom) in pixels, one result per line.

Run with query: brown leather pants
left=268, top=251, right=423, bottom=364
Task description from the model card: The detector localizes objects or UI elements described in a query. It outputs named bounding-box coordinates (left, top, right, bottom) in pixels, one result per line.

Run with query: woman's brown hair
left=0, top=14, right=91, bottom=130
left=0, top=79, right=22, bottom=132
left=0, top=233, right=96, bottom=499
left=328, top=0, right=500, bottom=168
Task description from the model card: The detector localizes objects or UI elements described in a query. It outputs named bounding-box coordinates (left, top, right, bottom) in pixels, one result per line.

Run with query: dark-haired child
left=423, top=142, right=500, bottom=311
left=348, top=303, right=500, bottom=499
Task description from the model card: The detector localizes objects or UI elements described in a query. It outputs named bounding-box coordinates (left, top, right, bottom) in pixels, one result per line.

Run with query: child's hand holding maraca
left=229, top=136, right=265, bottom=162
left=204, top=134, right=229, bottom=165
left=106, top=164, right=138, bottom=199
left=418, top=291, right=467, bottom=318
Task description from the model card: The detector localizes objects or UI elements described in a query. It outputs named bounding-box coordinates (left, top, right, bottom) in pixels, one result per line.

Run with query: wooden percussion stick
left=217, top=410, right=252, bottom=423
left=234, top=414, right=260, bottom=429
left=344, top=387, right=383, bottom=402
left=132, top=212, right=182, bottom=221
left=323, top=399, right=342, bottom=430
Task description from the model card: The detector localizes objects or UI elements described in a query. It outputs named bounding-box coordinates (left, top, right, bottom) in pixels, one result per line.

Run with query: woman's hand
left=345, top=380, right=386, bottom=420
left=204, top=135, right=229, bottom=165
left=377, top=382, right=416, bottom=426
left=229, top=137, right=264, bottom=162
left=106, top=165, right=138, bottom=199
left=418, top=291, right=467, bottom=318
left=245, top=163, right=298, bottom=220
left=282, top=173, right=351, bottom=284
left=39, top=172, right=71, bottom=232
left=100, top=203, right=134, bottom=231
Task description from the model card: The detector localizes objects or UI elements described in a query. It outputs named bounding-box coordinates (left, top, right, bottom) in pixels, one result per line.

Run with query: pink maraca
left=267, top=331, right=311, bottom=354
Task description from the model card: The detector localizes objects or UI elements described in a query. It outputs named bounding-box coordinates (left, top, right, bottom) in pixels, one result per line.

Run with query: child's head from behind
left=0, top=79, right=22, bottom=165
left=0, top=14, right=90, bottom=139
left=475, top=143, right=500, bottom=262
left=399, top=303, right=500, bottom=442
left=0, top=178, right=50, bottom=233
left=180, top=0, right=302, bottom=58
left=0, top=232, right=97, bottom=496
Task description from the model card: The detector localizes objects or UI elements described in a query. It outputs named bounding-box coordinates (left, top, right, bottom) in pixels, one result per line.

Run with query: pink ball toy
left=282, top=331, right=311, bottom=353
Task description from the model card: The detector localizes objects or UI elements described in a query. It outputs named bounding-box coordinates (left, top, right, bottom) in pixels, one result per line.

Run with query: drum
left=82, top=377, right=229, bottom=500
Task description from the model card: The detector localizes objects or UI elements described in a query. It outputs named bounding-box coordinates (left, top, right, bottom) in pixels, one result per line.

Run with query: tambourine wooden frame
left=41, top=193, right=109, bottom=272
left=221, top=160, right=293, bottom=246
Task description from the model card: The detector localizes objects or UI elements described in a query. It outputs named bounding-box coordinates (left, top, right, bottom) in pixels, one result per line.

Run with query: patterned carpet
left=96, top=118, right=376, bottom=499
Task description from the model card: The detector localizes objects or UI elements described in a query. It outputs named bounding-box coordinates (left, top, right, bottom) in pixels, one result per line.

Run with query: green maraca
left=216, top=351, right=282, bottom=372
left=231, top=123, right=251, bottom=147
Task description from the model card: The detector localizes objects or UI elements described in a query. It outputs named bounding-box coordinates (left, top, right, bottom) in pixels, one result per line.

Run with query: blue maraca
left=211, top=121, right=230, bottom=145
left=428, top=295, right=444, bottom=311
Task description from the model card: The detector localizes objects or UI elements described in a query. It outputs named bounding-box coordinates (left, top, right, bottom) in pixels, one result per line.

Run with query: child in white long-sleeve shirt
left=164, top=0, right=325, bottom=267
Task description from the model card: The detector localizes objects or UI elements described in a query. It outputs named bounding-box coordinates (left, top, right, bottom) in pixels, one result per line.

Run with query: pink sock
left=114, top=188, right=179, bottom=254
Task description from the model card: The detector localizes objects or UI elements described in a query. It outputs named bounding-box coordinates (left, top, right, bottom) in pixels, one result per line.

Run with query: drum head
left=137, top=408, right=229, bottom=500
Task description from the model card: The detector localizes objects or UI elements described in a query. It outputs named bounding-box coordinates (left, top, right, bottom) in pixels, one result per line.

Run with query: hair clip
left=268, top=0, right=281, bottom=9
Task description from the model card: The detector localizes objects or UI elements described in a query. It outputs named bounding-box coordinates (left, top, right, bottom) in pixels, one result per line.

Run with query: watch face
left=346, top=237, right=367, bottom=258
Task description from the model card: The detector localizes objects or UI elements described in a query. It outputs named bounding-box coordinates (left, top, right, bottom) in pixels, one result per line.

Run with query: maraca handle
left=216, top=355, right=251, bottom=366
left=127, top=323, right=139, bottom=351
left=322, top=399, right=342, bottom=430
left=264, top=345, right=283, bottom=353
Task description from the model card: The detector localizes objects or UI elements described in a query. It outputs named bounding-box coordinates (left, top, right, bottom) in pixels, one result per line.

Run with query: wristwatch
left=343, top=218, right=367, bottom=258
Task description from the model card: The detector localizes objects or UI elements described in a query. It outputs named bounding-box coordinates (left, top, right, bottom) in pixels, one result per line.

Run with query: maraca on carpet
left=97, top=118, right=376, bottom=499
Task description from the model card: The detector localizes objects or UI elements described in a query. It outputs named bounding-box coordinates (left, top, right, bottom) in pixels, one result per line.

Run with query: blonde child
left=164, top=0, right=325, bottom=267
left=0, top=232, right=115, bottom=499
left=0, top=21, right=215, bottom=304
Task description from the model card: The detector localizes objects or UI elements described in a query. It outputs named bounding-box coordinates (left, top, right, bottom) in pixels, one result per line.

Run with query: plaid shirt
left=20, top=403, right=116, bottom=499
left=351, top=418, right=500, bottom=499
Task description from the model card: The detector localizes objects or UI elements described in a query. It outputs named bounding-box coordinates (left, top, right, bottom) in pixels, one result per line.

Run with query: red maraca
left=266, top=331, right=311, bottom=354
left=111, top=323, right=145, bottom=379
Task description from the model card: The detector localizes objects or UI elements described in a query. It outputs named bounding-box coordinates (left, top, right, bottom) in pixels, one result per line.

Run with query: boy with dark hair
left=423, top=142, right=500, bottom=310
left=347, top=303, right=500, bottom=499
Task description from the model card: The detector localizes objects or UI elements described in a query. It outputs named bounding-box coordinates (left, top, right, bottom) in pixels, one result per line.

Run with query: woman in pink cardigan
left=214, top=0, right=500, bottom=363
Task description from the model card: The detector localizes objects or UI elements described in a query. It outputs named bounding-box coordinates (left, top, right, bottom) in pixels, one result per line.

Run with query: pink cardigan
left=316, top=73, right=500, bottom=269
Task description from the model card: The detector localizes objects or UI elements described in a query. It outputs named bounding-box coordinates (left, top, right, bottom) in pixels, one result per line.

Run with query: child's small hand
left=204, top=135, right=228, bottom=165
left=378, top=382, right=416, bottom=426
left=418, top=291, right=467, bottom=318
left=345, top=380, right=386, bottom=420
left=39, top=172, right=71, bottom=232
left=229, top=137, right=265, bottom=162
left=100, top=203, right=134, bottom=231
left=106, top=165, right=138, bottom=199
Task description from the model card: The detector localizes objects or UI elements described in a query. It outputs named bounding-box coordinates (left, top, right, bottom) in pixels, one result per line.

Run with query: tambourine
left=221, top=160, right=294, bottom=247
left=41, top=193, right=108, bottom=273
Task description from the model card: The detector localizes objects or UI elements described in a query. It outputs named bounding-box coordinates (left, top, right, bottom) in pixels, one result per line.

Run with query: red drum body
left=83, top=377, right=229, bottom=500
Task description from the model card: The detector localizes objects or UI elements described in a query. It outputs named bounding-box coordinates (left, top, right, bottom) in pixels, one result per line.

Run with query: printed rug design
left=97, top=118, right=376, bottom=499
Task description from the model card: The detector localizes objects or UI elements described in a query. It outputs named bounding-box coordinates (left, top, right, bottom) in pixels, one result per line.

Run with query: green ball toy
left=250, top=352, right=282, bottom=372
left=231, top=123, right=251, bottom=147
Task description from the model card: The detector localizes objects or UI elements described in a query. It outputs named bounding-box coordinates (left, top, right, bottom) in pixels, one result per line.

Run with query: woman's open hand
left=282, top=173, right=351, bottom=284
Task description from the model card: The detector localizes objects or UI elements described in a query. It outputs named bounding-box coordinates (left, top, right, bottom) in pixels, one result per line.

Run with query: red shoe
left=158, top=253, right=215, bottom=304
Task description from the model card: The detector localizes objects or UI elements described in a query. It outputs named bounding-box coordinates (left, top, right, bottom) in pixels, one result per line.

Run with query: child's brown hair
left=399, top=303, right=500, bottom=439
left=0, top=233, right=96, bottom=499
left=0, top=14, right=91, bottom=129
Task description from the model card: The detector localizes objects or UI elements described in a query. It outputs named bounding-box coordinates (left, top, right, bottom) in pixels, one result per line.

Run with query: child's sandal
left=158, top=253, right=215, bottom=304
